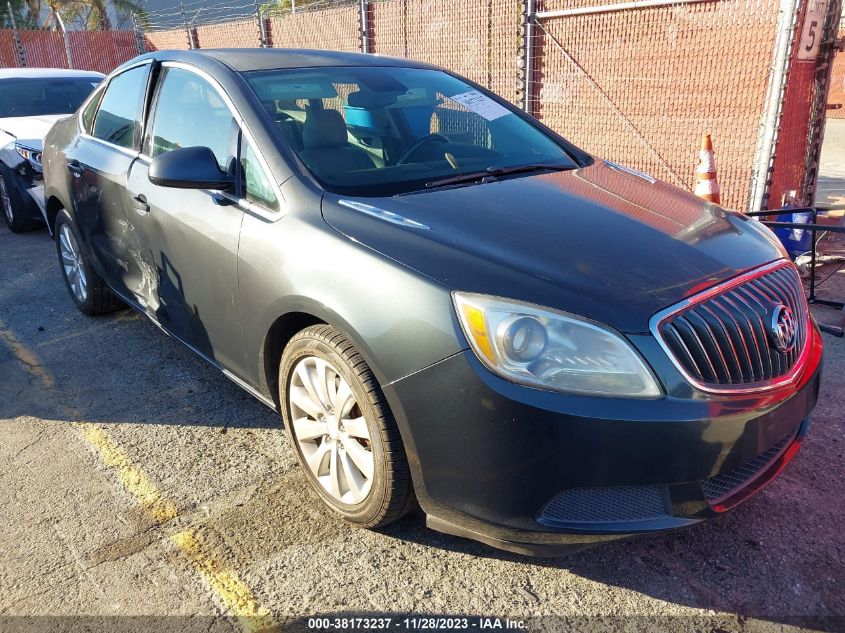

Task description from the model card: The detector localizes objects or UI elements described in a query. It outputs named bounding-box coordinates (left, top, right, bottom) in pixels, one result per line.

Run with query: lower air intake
left=537, top=486, right=670, bottom=526
left=701, top=428, right=798, bottom=505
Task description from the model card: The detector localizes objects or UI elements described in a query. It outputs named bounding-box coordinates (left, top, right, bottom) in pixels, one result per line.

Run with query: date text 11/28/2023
left=306, top=617, right=527, bottom=630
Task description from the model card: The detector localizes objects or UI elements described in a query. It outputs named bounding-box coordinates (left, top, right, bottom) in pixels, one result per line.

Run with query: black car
left=0, top=68, right=103, bottom=233
left=42, top=49, right=823, bottom=556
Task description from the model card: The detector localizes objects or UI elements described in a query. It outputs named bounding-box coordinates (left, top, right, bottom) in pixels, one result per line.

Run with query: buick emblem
left=769, top=304, right=797, bottom=353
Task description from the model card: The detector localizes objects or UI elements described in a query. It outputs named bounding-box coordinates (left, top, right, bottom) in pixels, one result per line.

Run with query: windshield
left=246, top=66, right=579, bottom=196
left=0, top=77, right=101, bottom=118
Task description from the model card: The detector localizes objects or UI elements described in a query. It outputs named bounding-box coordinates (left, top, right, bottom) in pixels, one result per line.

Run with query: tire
left=280, top=324, right=416, bottom=528
left=0, top=164, right=40, bottom=233
left=54, top=208, right=125, bottom=316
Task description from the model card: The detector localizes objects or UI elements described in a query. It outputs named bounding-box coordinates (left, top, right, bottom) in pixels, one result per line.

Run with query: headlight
left=453, top=292, right=661, bottom=398
left=15, top=144, right=42, bottom=171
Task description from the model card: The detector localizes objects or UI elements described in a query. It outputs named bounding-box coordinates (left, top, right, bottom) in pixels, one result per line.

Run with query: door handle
left=131, top=194, right=150, bottom=215
left=67, top=159, right=83, bottom=177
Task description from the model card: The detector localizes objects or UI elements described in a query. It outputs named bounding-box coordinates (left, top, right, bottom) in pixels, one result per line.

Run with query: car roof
left=141, top=48, right=439, bottom=73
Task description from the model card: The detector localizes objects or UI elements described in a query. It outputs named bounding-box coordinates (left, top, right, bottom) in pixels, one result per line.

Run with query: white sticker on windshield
left=447, top=90, right=511, bottom=121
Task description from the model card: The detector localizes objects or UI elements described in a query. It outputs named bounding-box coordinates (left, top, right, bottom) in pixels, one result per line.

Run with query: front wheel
left=280, top=325, right=415, bottom=528
left=54, top=209, right=124, bottom=316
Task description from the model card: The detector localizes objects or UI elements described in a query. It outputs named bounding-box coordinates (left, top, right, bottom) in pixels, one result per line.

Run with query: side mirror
left=148, top=146, right=235, bottom=191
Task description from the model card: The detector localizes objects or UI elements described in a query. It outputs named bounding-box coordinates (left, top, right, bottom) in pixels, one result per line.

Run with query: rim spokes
left=59, top=225, right=86, bottom=302
left=290, top=355, right=374, bottom=505
left=292, top=416, right=328, bottom=441
left=340, top=434, right=373, bottom=480
left=333, top=380, right=355, bottom=419
left=289, top=385, right=323, bottom=419
left=304, top=440, right=331, bottom=478
left=342, top=416, right=369, bottom=439
left=339, top=450, right=367, bottom=503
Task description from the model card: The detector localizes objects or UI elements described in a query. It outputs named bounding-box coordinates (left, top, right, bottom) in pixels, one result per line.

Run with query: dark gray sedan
left=42, top=49, right=822, bottom=556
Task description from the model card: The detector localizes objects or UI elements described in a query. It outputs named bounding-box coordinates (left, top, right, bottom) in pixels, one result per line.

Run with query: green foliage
left=260, top=0, right=329, bottom=17
left=2, top=0, right=147, bottom=30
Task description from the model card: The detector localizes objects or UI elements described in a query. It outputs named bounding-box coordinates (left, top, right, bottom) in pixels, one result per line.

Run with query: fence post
left=520, top=0, right=536, bottom=115
left=358, top=0, right=371, bottom=53
left=748, top=0, right=800, bottom=212
left=180, top=1, right=194, bottom=49
left=54, top=11, right=73, bottom=69
left=7, top=2, right=25, bottom=67
left=131, top=12, right=146, bottom=55
left=256, top=1, right=270, bottom=48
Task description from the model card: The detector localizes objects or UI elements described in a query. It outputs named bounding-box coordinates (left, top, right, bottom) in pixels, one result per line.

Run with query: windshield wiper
left=424, top=163, right=575, bottom=189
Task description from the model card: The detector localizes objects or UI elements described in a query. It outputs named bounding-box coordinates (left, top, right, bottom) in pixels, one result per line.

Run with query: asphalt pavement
left=1, top=156, right=844, bottom=632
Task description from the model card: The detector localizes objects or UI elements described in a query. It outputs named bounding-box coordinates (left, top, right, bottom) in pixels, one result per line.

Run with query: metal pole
left=522, top=0, right=536, bottom=115
left=291, top=0, right=296, bottom=14
left=7, top=2, right=25, bottom=67
left=130, top=12, right=146, bottom=55
left=810, top=208, right=818, bottom=302
left=180, top=1, right=193, bottom=49
left=54, top=11, right=73, bottom=69
left=748, top=0, right=800, bottom=213
left=255, top=1, right=268, bottom=47
left=359, top=0, right=370, bottom=53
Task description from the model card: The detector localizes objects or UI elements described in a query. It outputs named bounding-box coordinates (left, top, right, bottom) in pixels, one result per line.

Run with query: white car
left=0, top=68, right=103, bottom=233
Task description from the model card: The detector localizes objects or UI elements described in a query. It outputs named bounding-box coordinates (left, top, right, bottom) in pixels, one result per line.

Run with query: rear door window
left=91, top=65, right=149, bottom=150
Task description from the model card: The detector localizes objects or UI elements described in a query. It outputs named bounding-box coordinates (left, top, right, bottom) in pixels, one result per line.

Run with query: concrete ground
left=818, top=119, right=845, bottom=207
left=1, top=133, right=844, bottom=633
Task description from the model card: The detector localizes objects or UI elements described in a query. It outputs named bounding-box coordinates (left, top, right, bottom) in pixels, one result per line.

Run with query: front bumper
left=383, top=326, right=822, bottom=556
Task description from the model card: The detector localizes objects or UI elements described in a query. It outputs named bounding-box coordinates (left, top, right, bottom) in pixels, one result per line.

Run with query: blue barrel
left=773, top=210, right=813, bottom=260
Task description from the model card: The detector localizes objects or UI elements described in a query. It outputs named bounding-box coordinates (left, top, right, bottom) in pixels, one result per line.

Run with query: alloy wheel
left=0, top=175, right=13, bottom=224
left=288, top=356, right=374, bottom=505
left=59, top=223, right=88, bottom=303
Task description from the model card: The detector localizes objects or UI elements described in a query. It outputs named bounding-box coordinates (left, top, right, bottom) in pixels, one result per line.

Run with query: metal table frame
left=745, top=205, right=845, bottom=336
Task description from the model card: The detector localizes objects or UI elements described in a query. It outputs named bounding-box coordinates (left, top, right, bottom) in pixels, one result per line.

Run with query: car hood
left=321, top=160, right=786, bottom=333
left=0, top=114, right=67, bottom=143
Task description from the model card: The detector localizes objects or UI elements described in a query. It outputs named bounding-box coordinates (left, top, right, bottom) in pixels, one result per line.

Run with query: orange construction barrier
left=694, top=133, right=721, bottom=204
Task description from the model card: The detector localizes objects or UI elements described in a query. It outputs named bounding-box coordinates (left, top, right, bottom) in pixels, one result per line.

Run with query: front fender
left=238, top=212, right=463, bottom=395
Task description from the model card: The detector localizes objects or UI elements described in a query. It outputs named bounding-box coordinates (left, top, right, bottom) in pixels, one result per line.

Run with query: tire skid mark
left=1, top=317, right=277, bottom=631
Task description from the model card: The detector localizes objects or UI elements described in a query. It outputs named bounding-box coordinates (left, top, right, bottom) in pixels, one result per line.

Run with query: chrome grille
left=653, top=262, right=809, bottom=391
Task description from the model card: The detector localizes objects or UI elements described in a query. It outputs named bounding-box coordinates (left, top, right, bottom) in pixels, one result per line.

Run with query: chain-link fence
left=827, top=29, right=845, bottom=118
left=529, top=0, right=783, bottom=210
left=0, top=0, right=839, bottom=213
left=0, top=3, right=143, bottom=73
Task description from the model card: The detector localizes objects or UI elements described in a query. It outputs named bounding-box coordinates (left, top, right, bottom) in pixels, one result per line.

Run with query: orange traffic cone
left=694, top=133, right=721, bottom=204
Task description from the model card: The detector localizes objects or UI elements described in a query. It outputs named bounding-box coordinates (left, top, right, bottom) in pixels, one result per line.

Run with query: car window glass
left=247, top=66, right=577, bottom=196
left=149, top=67, right=237, bottom=173
left=91, top=66, right=148, bottom=150
left=240, top=137, right=278, bottom=211
left=0, top=77, right=101, bottom=118
left=81, top=87, right=104, bottom=133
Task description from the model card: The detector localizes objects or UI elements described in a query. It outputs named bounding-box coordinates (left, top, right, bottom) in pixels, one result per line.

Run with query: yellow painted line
left=172, top=530, right=276, bottom=633
left=0, top=318, right=55, bottom=389
left=1, top=317, right=275, bottom=629
left=75, top=422, right=178, bottom=523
